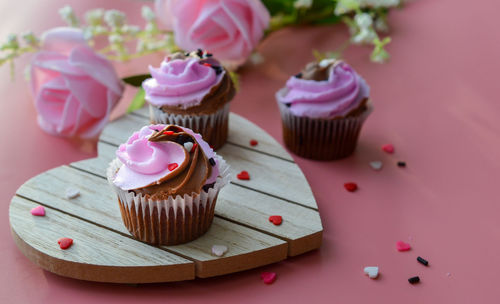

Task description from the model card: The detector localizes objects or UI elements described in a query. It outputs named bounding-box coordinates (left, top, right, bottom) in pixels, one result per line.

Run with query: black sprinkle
left=417, top=256, right=429, bottom=266
left=209, top=158, right=216, bottom=166
left=197, top=48, right=203, bottom=57
left=212, top=66, right=223, bottom=75
left=202, top=182, right=215, bottom=192
left=184, top=52, right=190, bottom=56
left=397, top=161, right=406, bottom=167
left=408, top=276, right=420, bottom=284
left=176, top=134, right=193, bottom=144
left=285, top=103, right=292, bottom=108
left=204, top=53, right=213, bottom=58
left=294, top=72, right=303, bottom=79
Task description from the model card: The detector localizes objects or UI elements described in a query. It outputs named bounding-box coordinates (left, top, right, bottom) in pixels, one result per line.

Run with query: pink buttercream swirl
left=113, top=125, right=219, bottom=191
left=276, top=62, right=370, bottom=118
left=143, top=57, right=224, bottom=109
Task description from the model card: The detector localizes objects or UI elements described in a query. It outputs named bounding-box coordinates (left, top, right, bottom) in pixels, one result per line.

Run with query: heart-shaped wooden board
left=9, top=107, right=323, bottom=283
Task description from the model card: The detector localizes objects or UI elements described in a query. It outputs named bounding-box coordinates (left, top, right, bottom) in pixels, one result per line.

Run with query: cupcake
left=276, top=59, right=372, bottom=160
left=107, top=124, right=230, bottom=245
left=142, top=50, right=236, bottom=150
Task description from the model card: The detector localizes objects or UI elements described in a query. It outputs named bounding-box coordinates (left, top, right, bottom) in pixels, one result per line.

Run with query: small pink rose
left=30, top=27, right=124, bottom=138
left=155, top=0, right=270, bottom=67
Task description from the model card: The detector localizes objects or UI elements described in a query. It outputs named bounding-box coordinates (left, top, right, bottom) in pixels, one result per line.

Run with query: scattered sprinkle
left=285, top=103, right=292, bottom=108
left=203, top=62, right=212, bottom=67
left=30, top=205, right=45, bottom=216
left=183, top=142, right=193, bottom=152
left=163, top=131, right=174, bottom=135
left=417, top=256, right=429, bottom=266
left=268, top=215, right=283, bottom=226
left=249, top=139, right=258, bottom=146
left=237, top=171, right=250, bottom=180
left=397, top=161, right=406, bottom=168
left=382, top=144, right=395, bottom=154
left=344, top=182, right=358, bottom=192
left=408, top=276, right=420, bottom=284
left=65, top=187, right=80, bottom=199
left=57, top=237, right=73, bottom=250
left=209, top=158, right=216, bottom=166
left=196, top=48, right=203, bottom=57
left=168, top=163, right=179, bottom=171
left=261, top=272, right=277, bottom=284
left=369, top=161, right=383, bottom=171
left=364, top=266, right=379, bottom=279
left=191, top=143, right=198, bottom=152
left=294, top=72, right=303, bottom=79
left=396, top=241, right=411, bottom=252
left=211, top=245, right=228, bottom=257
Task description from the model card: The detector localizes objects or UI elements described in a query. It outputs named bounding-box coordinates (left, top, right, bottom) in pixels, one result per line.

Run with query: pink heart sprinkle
left=382, top=144, right=395, bottom=154
left=261, top=272, right=277, bottom=284
left=396, top=241, right=411, bottom=252
left=30, top=205, right=45, bottom=216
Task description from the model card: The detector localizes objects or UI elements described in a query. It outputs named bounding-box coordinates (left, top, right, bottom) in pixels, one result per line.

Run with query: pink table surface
left=1, top=0, right=499, bottom=303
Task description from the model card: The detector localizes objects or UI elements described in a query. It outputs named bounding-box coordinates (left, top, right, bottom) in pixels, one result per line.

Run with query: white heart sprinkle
left=184, top=142, right=193, bottom=152
left=369, top=161, right=383, bottom=171
left=211, top=245, right=228, bottom=257
left=65, top=187, right=80, bottom=199
left=364, top=266, right=379, bottom=279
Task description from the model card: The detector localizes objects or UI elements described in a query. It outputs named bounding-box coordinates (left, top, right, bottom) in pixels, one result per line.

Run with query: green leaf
left=127, top=88, right=146, bottom=113
left=122, top=74, right=150, bottom=87
left=228, top=71, right=240, bottom=92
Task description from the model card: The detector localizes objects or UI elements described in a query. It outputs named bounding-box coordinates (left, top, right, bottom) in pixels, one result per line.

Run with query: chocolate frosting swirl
left=133, top=125, right=213, bottom=199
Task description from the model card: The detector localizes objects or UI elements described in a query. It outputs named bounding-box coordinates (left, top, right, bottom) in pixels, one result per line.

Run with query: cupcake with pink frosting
left=143, top=50, right=235, bottom=150
left=107, top=124, right=230, bottom=245
left=276, top=59, right=372, bottom=160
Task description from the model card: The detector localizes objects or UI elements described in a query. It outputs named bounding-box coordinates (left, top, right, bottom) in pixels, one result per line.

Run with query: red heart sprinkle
left=168, top=163, right=178, bottom=171
left=191, top=143, right=198, bottom=153
left=58, top=237, right=73, bottom=250
left=396, top=241, right=411, bottom=252
left=203, top=63, right=212, bottom=67
left=344, top=182, right=358, bottom=192
left=269, top=215, right=282, bottom=226
left=382, top=144, right=394, bottom=154
left=250, top=139, right=258, bottom=146
left=237, top=171, right=250, bottom=180
left=163, top=131, right=174, bottom=135
left=261, top=272, right=277, bottom=284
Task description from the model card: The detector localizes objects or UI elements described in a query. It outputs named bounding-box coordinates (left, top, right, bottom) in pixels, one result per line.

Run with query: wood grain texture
left=71, top=148, right=322, bottom=256
left=10, top=196, right=194, bottom=283
left=14, top=165, right=288, bottom=278
left=10, top=110, right=322, bottom=283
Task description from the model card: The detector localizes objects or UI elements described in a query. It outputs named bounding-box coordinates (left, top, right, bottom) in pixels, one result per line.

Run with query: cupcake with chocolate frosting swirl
left=107, top=124, right=230, bottom=245
left=276, top=59, right=373, bottom=160
left=143, top=50, right=235, bottom=150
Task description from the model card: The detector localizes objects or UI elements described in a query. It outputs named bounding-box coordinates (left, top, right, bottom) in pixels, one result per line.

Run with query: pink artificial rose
left=30, top=27, right=124, bottom=138
left=155, top=0, right=270, bottom=67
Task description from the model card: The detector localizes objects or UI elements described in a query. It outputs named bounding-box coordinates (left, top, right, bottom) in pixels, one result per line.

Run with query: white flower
left=59, top=5, right=79, bottom=27
left=109, top=34, right=124, bottom=44
left=85, top=9, right=104, bottom=26
left=355, top=13, right=373, bottom=29
left=104, top=10, right=125, bottom=28
left=375, top=17, right=389, bottom=32
left=250, top=52, right=264, bottom=65
left=83, top=28, right=93, bottom=40
left=352, top=28, right=376, bottom=44
left=141, top=6, right=155, bottom=21
left=294, top=0, right=313, bottom=9
left=145, top=22, right=155, bottom=33
left=121, top=25, right=140, bottom=35
left=335, top=0, right=400, bottom=15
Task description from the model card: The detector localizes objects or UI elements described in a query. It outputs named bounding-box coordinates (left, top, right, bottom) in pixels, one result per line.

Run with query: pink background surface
left=1, top=0, right=499, bottom=303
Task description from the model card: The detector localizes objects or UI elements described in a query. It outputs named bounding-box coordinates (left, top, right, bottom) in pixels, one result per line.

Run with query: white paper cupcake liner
left=149, top=103, right=230, bottom=149
left=278, top=100, right=373, bottom=160
left=107, top=154, right=230, bottom=245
